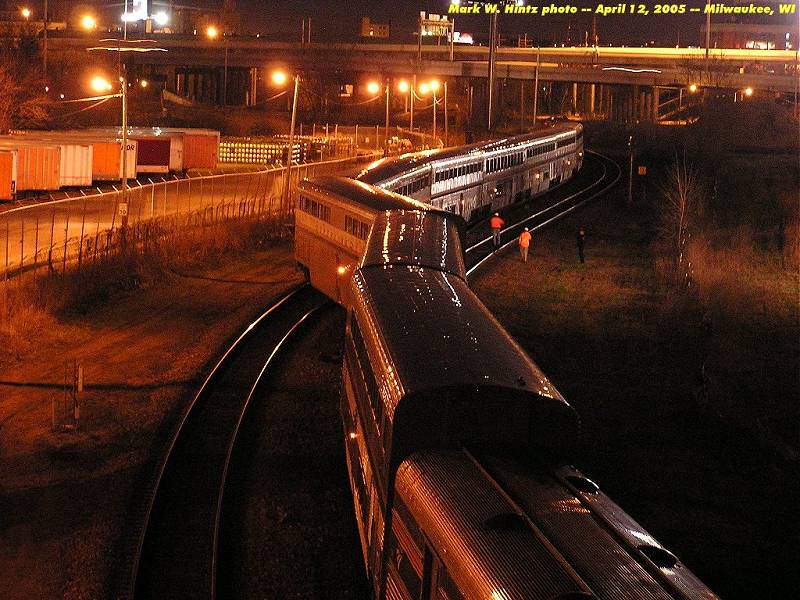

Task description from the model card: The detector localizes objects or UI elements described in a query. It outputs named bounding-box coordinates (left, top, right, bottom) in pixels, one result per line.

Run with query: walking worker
left=576, top=227, right=586, bottom=264
left=518, top=227, right=532, bottom=262
left=490, top=212, right=505, bottom=249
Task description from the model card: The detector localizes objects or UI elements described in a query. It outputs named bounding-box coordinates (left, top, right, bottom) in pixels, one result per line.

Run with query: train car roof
left=356, top=123, right=582, bottom=185
left=361, top=210, right=466, bottom=281
left=395, top=450, right=718, bottom=600
left=350, top=266, right=579, bottom=459
left=299, top=175, right=434, bottom=213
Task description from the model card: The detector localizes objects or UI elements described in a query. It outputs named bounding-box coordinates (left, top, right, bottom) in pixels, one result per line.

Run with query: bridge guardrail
left=0, top=153, right=377, bottom=282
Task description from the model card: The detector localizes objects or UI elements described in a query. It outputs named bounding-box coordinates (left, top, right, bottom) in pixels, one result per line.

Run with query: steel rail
left=466, top=151, right=621, bottom=277
left=124, top=283, right=322, bottom=600
left=209, top=303, right=323, bottom=598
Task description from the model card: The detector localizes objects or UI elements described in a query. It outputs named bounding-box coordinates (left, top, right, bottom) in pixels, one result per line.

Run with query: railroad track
left=126, top=284, right=328, bottom=600
left=121, top=150, right=619, bottom=599
left=465, top=151, right=621, bottom=273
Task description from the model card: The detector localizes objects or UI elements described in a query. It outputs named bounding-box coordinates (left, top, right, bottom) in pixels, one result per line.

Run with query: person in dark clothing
left=576, top=228, right=586, bottom=264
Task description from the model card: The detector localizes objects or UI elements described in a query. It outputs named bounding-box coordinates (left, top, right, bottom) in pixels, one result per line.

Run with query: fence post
left=62, top=211, right=70, bottom=274
left=77, top=200, right=87, bottom=271
left=19, top=217, right=24, bottom=277
left=33, top=216, right=39, bottom=283
left=149, top=179, right=155, bottom=218
left=47, top=211, right=55, bottom=271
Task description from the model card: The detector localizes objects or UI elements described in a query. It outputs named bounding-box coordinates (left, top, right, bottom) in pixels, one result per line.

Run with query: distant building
left=701, top=22, right=797, bottom=50
left=361, top=17, right=389, bottom=39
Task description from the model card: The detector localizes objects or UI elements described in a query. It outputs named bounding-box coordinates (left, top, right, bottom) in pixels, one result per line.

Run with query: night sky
left=231, top=0, right=797, bottom=45
left=6, top=0, right=796, bottom=46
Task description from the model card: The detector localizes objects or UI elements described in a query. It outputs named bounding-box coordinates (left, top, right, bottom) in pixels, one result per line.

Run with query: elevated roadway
left=50, top=37, right=799, bottom=92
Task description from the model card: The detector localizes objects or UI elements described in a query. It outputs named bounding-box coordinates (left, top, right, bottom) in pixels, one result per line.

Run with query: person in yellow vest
left=518, top=227, right=532, bottom=262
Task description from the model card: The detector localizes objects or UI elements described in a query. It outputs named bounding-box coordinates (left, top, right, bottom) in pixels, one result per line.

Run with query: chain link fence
left=297, top=124, right=443, bottom=153
left=0, top=154, right=376, bottom=282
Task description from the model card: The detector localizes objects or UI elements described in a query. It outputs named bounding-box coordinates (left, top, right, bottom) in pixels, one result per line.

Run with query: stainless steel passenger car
left=294, top=176, right=462, bottom=306
left=356, top=123, right=583, bottom=221
left=338, top=200, right=717, bottom=600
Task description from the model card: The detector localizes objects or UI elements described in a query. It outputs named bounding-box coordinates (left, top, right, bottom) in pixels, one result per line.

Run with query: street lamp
left=398, top=79, right=414, bottom=132
left=88, top=74, right=129, bottom=222
left=153, top=11, right=169, bottom=28
left=420, top=80, right=440, bottom=141
left=368, top=81, right=391, bottom=146
left=744, top=86, right=753, bottom=97
left=21, top=7, right=31, bottom=19
left=81, top=15, right=96, bottom=31
left=272, top=70, right=301, bottom=216
left=91, top=75, right=113, bottom=92
left=689, top=83, right=699, bottom=93
left=206, top=25, right=219, bottom=39
left=87, top=40, right=167, bottom=230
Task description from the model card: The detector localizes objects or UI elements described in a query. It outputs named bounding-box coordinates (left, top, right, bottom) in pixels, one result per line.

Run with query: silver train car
left=292, top=176, right=717, bottom=599
left=295, top=176, right=463, bottom=306
left=339, top=194, right=718, bottom=600
left=356, top=123, right=583, bottom=221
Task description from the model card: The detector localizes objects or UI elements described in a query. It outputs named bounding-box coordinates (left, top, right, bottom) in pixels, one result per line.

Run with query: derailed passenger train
left=293, top=176, right=718, bottom=600
left=356, top=123, right=583, bottom=220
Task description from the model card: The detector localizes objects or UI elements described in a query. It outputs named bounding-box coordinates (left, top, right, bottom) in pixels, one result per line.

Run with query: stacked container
left=0, top=141, right=61, bottom=192
left=0, top=150, right=17, bottom=200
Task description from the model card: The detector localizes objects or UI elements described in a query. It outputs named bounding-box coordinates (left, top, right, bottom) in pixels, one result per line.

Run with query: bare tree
left=0, top=52, right=52, bottom=133
left=659, top=155, right=706, bottom=288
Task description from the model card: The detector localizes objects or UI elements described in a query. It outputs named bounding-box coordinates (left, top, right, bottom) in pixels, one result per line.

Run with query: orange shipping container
left=182, top=134, right=219, bottom=169
left=0, top=143, right=60, bottom=191
left=0, top=151, right=17, bottom=200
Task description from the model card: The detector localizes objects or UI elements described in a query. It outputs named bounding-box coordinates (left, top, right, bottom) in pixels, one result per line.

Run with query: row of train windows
left=392, top=498, right=466, bottom=600
left=555, top=137, right=576, bottom=149
left=350, top=318, right=385, bottom=435
left=298, top=195, right=331, bottom=222
left=396, top=176, right=429, bottom=196
left=434, top=162, right=480, bottom=183
left=526, top=142, right=557, bottom=158
left=485, top=152, right=524, bottom=174
left=345, top=215, right=370, bottom=240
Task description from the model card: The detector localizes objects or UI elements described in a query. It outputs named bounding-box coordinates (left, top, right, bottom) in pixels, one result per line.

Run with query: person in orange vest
left=490, top=212, right=505, bottom=249
left=518, top=227, right=532, bottom=262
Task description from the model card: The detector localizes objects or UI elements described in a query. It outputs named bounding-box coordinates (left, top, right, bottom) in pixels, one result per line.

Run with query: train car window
left=436, top=568, right=466, bottom=600
left=345, top=215, right=370, bottom=240
left=350, top=318, right=385, bottom=433
left=393, top=539, right=422, bottom=599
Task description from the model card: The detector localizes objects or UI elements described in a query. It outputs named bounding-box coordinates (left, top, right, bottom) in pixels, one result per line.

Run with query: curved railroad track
left=465, top=150, right=621, bottom=272
left=126, top=284, right=328, bottom=599
left=122, top=148, right=619, bottom=600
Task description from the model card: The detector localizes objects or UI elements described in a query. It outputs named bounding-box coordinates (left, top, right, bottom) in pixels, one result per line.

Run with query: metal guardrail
left=0, top=154, right=377, bottom=280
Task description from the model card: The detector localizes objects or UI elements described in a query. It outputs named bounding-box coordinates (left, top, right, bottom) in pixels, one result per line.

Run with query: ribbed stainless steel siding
left=396, top=451, right=587, bottom=599
left=554, top=466, right=719, bottom=600
left=482, top=454, right=679, bottom=599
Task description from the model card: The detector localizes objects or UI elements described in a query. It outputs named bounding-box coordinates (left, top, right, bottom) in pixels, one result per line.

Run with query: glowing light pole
left=273, top=70, right=301, bottom=216
left=87, top=40, right=167, bottom=228
left=368, top=80, right=391, bottom=145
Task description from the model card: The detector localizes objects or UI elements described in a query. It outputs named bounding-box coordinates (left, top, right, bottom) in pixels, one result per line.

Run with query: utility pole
left=444, top=81, right=449, bottom=146
left=487, top=10, right=498, bottom=130
left=627, top=135, right=634, bottom=205
left=282, top=74, right=300, bottom=216
left=704, top=0, right=711, bottom=85
left=42, top=0, right=48, bottom=77
left=384, top=82, right=390, bottom=144
left=532, top=47, right=540, bottom=129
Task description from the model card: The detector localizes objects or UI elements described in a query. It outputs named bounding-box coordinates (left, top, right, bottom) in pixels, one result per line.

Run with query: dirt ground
left=471, top=189, right=799, bottom=599
left=218, top=306, right=369, bottom=600
left=0, top=244, right=302, bottom=599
